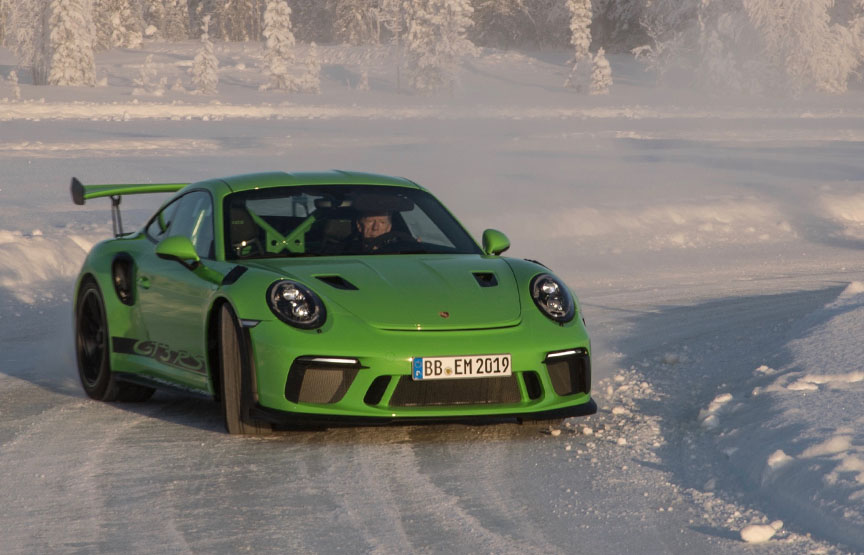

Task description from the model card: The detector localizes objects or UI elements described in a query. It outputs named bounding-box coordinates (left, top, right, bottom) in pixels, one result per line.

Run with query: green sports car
left=71, top=171, right=595, bottom=434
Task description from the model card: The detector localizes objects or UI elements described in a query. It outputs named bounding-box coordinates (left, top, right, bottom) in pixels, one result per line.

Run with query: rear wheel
left=75, top=279, right=154, bottom=402
left=219, top=304, right=271, bottom=435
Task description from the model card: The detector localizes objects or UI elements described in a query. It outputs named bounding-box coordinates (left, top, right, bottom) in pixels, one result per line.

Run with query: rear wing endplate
left=70, top=177, right=188, bottom=237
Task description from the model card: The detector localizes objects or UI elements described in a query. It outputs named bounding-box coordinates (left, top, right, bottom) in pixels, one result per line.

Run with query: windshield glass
left=223, top=185, right=482, bottom=259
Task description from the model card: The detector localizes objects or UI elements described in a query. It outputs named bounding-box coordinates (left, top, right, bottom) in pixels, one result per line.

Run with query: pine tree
left=93, top=0, right=143, bottom=50
left=260, top=0, right=296, bottom=91
left=133, top=54, right=166, bottom=95
left=191, top=15, right=218, bottom=94
left=8, top=69, right=21, bottom=100
left=143, top=0, right=165, bottom=40
left=145, top=0, right=188, bottom=41
left=590, top=47, right=612, bottom=94
left=378, top=0, right=405, bottom=42
left=564, top=0, right=592, bottom=91
left=592, top=0, right=645, bottom=51
left=47, top=0, right=97, bottom=86
left=297, top=41, right=322, bottom=93
left=215, top=0, right=262, bottom=41
left=472, top=0, right=533, bottom=48
left=333, top=0, right=377, bottom=45
left=404, top=0, right=476, bottom=93
left=2, top=1, right=46, bottom=84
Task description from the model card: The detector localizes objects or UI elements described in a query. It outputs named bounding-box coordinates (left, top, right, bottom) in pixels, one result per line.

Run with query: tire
left=219, top=304, right=271, bottom=435
left=75, top=279, right=155, bottom=402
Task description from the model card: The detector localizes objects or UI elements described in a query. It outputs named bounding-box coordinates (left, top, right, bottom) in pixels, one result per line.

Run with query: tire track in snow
left=0, top=393, right=193, bottom=554
left=317, top=427, right=416, bottom=554
left=319, top=426, right=557, bottom=554
left=434, top=435, right=563, bottom=554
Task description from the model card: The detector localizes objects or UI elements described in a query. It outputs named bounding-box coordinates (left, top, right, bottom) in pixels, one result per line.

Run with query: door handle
left=138, top=275, right=151, bottom=289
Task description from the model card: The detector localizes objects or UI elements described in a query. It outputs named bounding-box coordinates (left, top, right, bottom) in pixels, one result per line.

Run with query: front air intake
left=285, top=358, right=359, bottom=404
left=389, top=376, right=521, bottom=407
left=544, top=349, right=591, bottom=396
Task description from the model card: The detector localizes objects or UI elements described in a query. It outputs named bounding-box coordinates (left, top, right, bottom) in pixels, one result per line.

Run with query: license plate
left=411, top=354, right=512, bottom=381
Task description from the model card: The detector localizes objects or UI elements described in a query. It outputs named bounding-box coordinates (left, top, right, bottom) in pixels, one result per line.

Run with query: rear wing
left=70, top=177, right=188, bottom=237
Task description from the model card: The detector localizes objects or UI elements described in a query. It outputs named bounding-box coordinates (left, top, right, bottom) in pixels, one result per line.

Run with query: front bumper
left=248, top=314, right=594, bottom=422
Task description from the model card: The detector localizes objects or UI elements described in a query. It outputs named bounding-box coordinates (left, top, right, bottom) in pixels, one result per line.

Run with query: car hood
left=250, top=255, right=522, bottom=330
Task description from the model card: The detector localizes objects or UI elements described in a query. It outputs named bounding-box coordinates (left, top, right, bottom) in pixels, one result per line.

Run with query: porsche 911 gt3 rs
left=71, top=171, right=596, bottom=434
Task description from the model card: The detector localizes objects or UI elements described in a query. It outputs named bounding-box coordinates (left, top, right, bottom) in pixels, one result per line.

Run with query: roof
left=218, top=171, right=422, bottom=192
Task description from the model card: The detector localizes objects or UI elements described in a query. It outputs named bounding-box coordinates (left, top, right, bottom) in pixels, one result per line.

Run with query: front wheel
left=75, top=279, right=154, bottom=402
left=219, top=304, right=271, bottom=435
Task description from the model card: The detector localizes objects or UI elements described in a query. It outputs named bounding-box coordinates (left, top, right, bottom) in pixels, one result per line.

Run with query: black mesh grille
left=389, top=376, right=522, bottom=407
left=545, top=352, right=590, bottom=396
left=285, top=364, right=358, bottom=404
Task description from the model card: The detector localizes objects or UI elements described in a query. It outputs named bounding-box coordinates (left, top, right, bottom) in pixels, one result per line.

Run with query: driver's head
left=356, top=211, right=392, bottom=239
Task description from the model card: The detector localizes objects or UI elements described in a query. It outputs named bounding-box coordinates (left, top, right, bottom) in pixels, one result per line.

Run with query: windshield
left=223, top=185, right=482, bottom=259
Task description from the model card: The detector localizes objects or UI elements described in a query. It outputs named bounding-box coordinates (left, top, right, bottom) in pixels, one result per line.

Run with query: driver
left=354, top=211, right=415, bottom=253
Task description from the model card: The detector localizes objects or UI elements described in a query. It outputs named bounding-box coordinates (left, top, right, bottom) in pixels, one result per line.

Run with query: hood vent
left=316, top=275, right=358, bottom=290
left=473, top=272, right=498, bottom=288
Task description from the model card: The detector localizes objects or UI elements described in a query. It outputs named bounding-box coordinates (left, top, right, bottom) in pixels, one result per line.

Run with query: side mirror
left=156, top=236, right=200, bottom=269
left=482, top=229, right=510, bottom=256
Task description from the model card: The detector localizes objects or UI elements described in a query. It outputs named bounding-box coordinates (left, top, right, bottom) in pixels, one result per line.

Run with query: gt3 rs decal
left=112, top=337, right=205, bottom=374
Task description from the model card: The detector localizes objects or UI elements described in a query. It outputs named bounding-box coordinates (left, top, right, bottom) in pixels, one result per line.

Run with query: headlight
left=530, top=273, right=575, bottom=323
left=266, top=280, right=326, bottom=329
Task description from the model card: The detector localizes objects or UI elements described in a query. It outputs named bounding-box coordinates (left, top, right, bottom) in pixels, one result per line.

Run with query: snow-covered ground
left=1, top=42, right=864, bottom=553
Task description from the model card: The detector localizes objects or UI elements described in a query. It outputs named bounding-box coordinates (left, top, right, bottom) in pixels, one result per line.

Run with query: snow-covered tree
left=525, top=0, right=572, bottom=47
left=2, top=0, right=47, bottom=84
left=592, top=0, right=646, bottom=51
left=260, top=0, right=296, bottom=91
left=634, top=0, right=700, bottom=78
left=564, top=0, right=592, bottom=90
left=404, top=0, right=476, bottom=92
left=472, top=0, right=533, bottom=47
left=0, top=1, right=7, bottom=46
left=590, top=47, right=612, bottom=94
left=743, top=0, right=864, bottom=94
left=567, top=0, right=592, bottom=59
left=164, top=0, right=189, bottom=40
left=145, top=0, right=188, bottom=41
left=143, top=0, right=164, bottom=39
left=215, top=0, right=262, bottom=41
left=332, top=0, right=378, bottom=45
left=133, top=54, right=167, bottom=95
left=46, top=0, right=97, bottom=86
left=297, top=41, right=322, bottom=93
left=283, top=0, right=334, bottom=44
left=191, top=15, right=218, bottom=94
left=376, top=0, right=402, bottom=39
left=93, top=0, right=143, bottom=50
left=7, top=69, right=21, bottom=99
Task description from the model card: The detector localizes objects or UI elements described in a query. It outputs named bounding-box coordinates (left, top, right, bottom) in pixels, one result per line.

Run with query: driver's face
left=357, top=214, right=392, bottom=239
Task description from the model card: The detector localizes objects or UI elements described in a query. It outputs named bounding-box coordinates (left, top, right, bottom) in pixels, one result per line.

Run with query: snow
left=2, top=40, right=864, bottom=553
left=741, top=521, right=784, bottom=543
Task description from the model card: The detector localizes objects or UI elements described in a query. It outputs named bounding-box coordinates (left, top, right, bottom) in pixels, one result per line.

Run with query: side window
left=168, top=192, right=215, bottom=259
left=145, top=200, right=180, bottom=242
